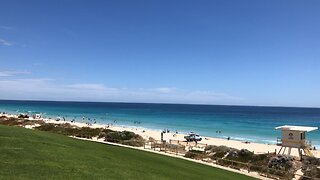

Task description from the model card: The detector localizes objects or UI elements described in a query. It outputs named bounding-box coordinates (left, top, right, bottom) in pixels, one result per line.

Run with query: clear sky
left=0, top=0, right=320, bottom=107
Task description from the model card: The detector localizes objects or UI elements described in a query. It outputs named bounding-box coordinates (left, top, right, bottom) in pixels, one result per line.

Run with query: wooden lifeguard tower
left=275, top=125, right=318, bottom=159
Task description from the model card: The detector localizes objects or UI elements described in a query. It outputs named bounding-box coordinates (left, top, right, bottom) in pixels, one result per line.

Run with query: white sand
left=108, top=125, right=320, bottom=158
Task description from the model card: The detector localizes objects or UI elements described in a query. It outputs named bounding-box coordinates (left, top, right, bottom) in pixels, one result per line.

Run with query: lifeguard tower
left=275, top=125, right=318, bottom=159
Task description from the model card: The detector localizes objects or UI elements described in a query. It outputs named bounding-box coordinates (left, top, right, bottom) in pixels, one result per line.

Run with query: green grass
left=0, top=125, right=255, bottom=180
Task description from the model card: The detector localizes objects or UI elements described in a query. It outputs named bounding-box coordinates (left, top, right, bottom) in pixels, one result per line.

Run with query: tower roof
left=275, top=125, right=318, bottom=132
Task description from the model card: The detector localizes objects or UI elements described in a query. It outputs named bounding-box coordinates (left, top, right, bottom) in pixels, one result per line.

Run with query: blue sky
left=0, top=0, right=320, bottom=107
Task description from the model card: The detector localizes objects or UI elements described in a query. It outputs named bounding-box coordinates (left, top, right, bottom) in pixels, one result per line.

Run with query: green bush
left=185, top=150, right=206, bottom=159
left=122, top=135, right=145, bottom=147
left=0, top=117, right=42, bottom=126
left=1, top=117, right=146, bottom=147
left=106, top=131, right=135, bottom=142
left=103, top=131, right=145, bottom=147
left=210, top=151, right=227, bottom=159
left=226, top=149, right=254, bottom=163
left=301, top=156, right=320, bottom=179
left=206, top=146, right=233, bottom=159
left=35, top=124, right=102, bottom=138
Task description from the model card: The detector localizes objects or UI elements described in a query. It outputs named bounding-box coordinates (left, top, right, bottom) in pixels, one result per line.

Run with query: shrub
left=185, top=150, right=206, bottom=159
left=36, top=123, right=56, bottom=131
left=122, top=135, right=145, bottom=147
left=74, top=127, right=102, bottom=138
left=35, top=124, right=102, bottom=138
left=268, top=155, right=293, bottom=170
left=207, top=146, right=234, bottom=159
left=102, top=130, right=145, bottom=147
left=226, top=149, right=254, bottom=163
left=106, top=131, right=135, bottom=142
left=210, top=151, right=227, bottom=159
left=301, top=156, right=320, bottom=179
left=1, top=117, right=146, bottom=147
left=0, top=117, right=36, bottom=126
left=98, top=132, right=107, bottom=139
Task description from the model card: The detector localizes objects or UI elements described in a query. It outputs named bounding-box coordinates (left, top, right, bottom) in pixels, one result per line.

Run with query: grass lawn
left=0, top=125, right=255, bottom=180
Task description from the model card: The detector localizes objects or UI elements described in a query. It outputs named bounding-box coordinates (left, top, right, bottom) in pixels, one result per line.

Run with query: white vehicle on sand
left=184, top=132, right=202, bottom=142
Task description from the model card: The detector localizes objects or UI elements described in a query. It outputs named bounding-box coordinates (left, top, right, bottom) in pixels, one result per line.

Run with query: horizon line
left=0, top=98, right=319, bottom=109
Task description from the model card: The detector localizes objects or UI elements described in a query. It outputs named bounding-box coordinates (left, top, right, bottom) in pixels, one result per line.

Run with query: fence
left=144, top=140, right=320, bottom=180
left=144, top=141, right=187, bottom=155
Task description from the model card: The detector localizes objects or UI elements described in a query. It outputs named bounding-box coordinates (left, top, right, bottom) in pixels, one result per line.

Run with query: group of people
left=161, top=129, right=180, bottom=137
left=82, top=116, right=97, bottom=126
left=133, top=121, right=141, bottom=124
left=162, top=129, right=170, bottom=133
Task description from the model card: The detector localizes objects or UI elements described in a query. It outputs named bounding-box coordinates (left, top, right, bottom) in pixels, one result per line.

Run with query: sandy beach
left=107, top=123, right=320, bottom=158
left=4, top=113, right=319, bottom=159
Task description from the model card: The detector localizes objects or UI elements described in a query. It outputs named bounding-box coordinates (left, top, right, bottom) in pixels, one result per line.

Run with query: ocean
left=0, top=100, right=319, bottom=147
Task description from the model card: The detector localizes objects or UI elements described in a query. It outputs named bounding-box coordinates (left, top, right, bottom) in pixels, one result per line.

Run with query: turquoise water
left=0, top=100, right=319, bottom=147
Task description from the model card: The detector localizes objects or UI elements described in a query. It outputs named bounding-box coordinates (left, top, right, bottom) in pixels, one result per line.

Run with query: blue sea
left=0, top=100, right=319, bottom=148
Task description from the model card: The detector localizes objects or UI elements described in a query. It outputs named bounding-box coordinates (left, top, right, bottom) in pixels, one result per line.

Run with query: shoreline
left=2, top=112, right=320, bottom=158
left=1, top=103, right=319, bottom=149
